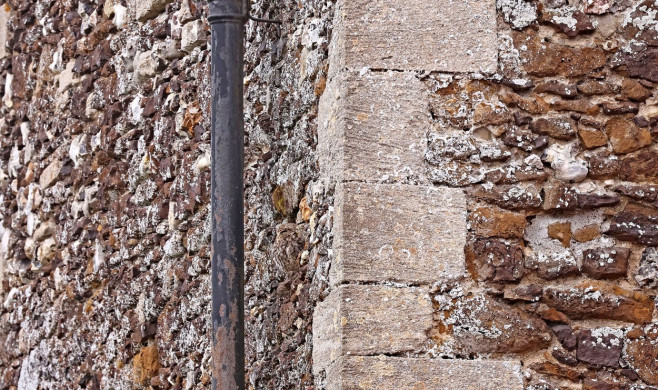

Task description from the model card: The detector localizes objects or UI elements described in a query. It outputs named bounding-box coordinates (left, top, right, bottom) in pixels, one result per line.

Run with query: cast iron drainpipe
left=208, top=1, right=280, bottom=388
left=208, top=0, right=245, bottom=389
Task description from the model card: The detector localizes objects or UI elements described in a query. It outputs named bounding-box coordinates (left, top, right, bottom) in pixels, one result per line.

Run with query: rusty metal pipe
left=208, top=1, right=245, bottom=389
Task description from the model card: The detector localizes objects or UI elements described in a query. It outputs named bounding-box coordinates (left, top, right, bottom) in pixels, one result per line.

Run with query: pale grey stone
left=318, top=71, right=430, bottom=183
left=39, top=160, right=63, bottom=190
left=181, top=20, right=207, bottom=53
left=329, top=0, right=498, bottom=74
left=313, top=285, right=432, bottom=377
left=0, top=3, right=10, bottom=59
left=325, top=356, right=523, bottom=390
left=331, top=183, right=467, bottom=285
left=134, top=0, right=173, bottom=22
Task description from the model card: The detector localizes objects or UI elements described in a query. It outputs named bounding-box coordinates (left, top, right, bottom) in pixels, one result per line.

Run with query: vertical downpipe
left=208, top=1, right=245, bottom=389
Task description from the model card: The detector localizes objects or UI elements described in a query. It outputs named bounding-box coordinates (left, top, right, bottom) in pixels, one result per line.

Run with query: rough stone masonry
left=1, top=0, right=658, bottom=389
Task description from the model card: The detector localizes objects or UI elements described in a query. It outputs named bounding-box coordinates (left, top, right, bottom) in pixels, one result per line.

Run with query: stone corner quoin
left=312, top=0, right=523, bottom=387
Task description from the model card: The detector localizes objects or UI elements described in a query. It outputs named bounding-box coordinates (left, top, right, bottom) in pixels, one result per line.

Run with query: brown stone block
left=318, top=71, right=430, bottom=183
left=325, top=356, right=523, bottom=390
left=582, top=247, right=630, bottom=279
left=542, top=281, right=654, bottom=324
left=312, top=285, right=432, bottom=376
left=468, top=206, right=527, bottom=239
left=329, top=0, right=497, bottom=73
left=332, top=183, right=466, bottom=284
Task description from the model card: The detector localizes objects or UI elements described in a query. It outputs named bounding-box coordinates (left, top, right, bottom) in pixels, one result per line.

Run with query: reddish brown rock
left=614, top=48, right=658, bottom=82
left=534, top=81, right=578, bottom=98
left=543, top=183, right=578, bottom=210
left=551, top=323, right=578, bottom=351
left=607, top=203, right=658, bottom=246
left=620, top=146, right=658, bottom=183
left=573, top=224, right=601, bottom=243
left=529, top=361, right=581, bottom=382
left=465, top=238, right=525, bottom=283
left=625, top=324, right=658, bottom=385
left=578, top=80, right=620, bottom=96
left=515, top=32, right=606, bottom=77
left=502, top=126, right=540, bottom=152
left=622, top=78, right=651, bottom=102
left=582, top=247, right=630, bottom=279
left=587, top=151, right=621, bottom=180
left=578, top=127, right=608, bottom=149
left=601, top=101, right=640, bottom=115
left=635, top=247, right=658, bottom=289
left=613, top=183, right=658, bottom=202
left=542, top=282, right=654, bottom=324
left=547, top=221, right=572, bottom=247
left=530, top=117, right=576, bottom=140
left=468, top=206, right=527, bottom=239
left=576, top=193, right=620, bottom=209
left=469, top=184, right=543, bottom=210
left=605, top=117, right=652, bottom=154
left=552, top=98, right=599, bottom=115
left=500, top=92, right=550, bottom=114
left=435, top=293, right=551, bottom=354
left=577, top=328, right=623, bottom=368
left=503, top=284, right=543, bottom=302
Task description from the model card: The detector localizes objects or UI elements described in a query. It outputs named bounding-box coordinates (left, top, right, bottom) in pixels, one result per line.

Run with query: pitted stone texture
left=312, top=285, right=432, bottom=377
left=134, top=0, right=174, bottom=22
left=331, top=183, right=467, bottom=284
left=325, top=356, right=523, bottom=390
left=318, top=71, right=429, bottom=183
left=329, top=0, right=498, bottom=73
left=0, top=4, right=9, bottom=59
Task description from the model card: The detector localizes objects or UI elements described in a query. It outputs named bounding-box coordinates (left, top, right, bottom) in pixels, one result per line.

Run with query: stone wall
left=3, top=0, right=658, bottom=389
left=0, top=0, right=335, bottom=388
left=313, top=0, right=658, bottom=389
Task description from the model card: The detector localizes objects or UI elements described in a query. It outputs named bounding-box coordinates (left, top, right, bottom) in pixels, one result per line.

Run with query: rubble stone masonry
left=1, top=0, right=658, bottom=389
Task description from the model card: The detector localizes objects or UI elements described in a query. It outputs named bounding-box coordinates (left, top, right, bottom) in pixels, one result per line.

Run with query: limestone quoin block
left=331, top=183, right=467, bottom=285
left=312, top=285, right=432, bottom=376
left=318, top=71, right=430, bottom=183
left=329, top=0, right=498, bottom=73
left=325, top=356, right=523, bottom=390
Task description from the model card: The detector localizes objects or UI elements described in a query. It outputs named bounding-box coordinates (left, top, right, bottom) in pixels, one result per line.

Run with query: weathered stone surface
left=601, top=101, right=640, bottom=115
left=622, top=79, right=651, bottom=102
left=588, top=151, right=621, bottom=180
left=469, top=184, right=543, bottom=210
left=542, top=282, right=654, bottom=324
left=577, top=193, right=620, bottom=209
left=582, top=247, right=630, bottom=279
left=434, top=292, right=552, bottom=354
left=331, top=0, right=498, bottom=73
left=530, top=117, right=576, bottom=140
left=620, top=146, right=658, bottom=183
left=606, top=117, right=652, bottom=154
left=312, top=285, right=432, bottom=376
left=468, top=206, right=527, bottom=239
left=547, top=221, right=572, bottom=247
left=540, top=9, right=595, bottom=37
left=551, top=323, right=578, bottom=351
left=133, top=344, right=160, bottom=384
left=607, top=203, right=658, bottom=246
left=325, top=356, right=523, bottom=390
left=624, top=324, right=658, bottom=385
left=332, top=183, right=467, bottom=284
left=180, top=20, right=206, bottom=53
left=573, top=224, right=601, bottom=243
left=0, top=4, right=9, bottom=59
left=534, top=81, right=578, bottom=98
left=515, top=32, right=606, bottom=77
left=465, top=238, right=525, bottom=283
left=635, top=247, right=658, bottom=289
left=578, top=127, right=608, bottom=149
left=577, top=328, right=624, bottom=368
left=529, top=361, right=582, bottom=382
left=318, top=72, right=429, bottom=183
left=134, top=0, right=174, bottom=22
left=614, top=47, right=658, bottom=82
left=578, top=80, right=620, bottom=96
left=39, top=160, right=63, bottom=190
left=503, top=284, right=543, bottom=302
